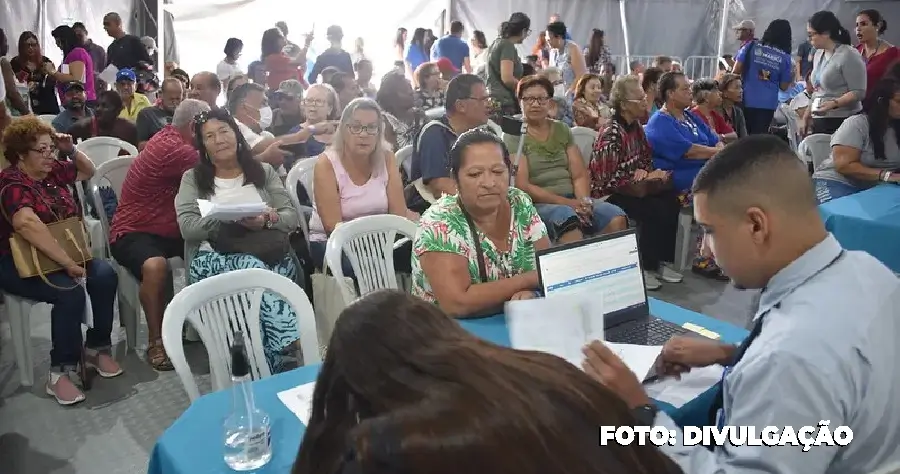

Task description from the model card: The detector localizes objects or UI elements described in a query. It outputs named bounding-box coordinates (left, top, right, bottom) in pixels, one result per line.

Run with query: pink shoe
left=46, top=370, right=86, bottom=406
left=84, top=349, right=123, bottom=378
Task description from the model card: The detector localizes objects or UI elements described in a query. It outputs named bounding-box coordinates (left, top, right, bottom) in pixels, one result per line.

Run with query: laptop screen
left=537, top=231, right=647, bottom=316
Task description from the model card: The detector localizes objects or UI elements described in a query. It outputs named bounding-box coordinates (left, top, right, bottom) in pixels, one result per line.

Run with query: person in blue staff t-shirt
left=733, top=19, right=794, bottom=135
left=431, top=21, right=471, bottom=74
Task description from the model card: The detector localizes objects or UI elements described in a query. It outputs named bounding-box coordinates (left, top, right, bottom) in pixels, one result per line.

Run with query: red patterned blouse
left=589, top=115, right=654, bottom=199
left=0, top=160, right=79, bottom=254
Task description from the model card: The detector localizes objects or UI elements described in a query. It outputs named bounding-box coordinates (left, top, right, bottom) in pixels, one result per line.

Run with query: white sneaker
left=643, top=271, right=662, bottom=290
left=657, top=264, right=684, bottom=283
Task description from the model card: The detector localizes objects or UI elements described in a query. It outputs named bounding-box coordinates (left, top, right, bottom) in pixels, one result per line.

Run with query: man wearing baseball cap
left=431, top=21, right=471, bottom=75
left=270, top=79, right=306, bottom=136
left=52, top=81, right=93, bottom=133
left=733, top=20, right=756, bottom=49
left=307, top=25, right=353, bottom=83
left=115, top=68, right=151, bottom=121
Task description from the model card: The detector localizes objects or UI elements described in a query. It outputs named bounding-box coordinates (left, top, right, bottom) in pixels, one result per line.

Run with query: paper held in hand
left=197, top=185, right=266, bottom=220
left=277, top=381, right=316, bottom=426
left=505, top=295, right=662, bottom=380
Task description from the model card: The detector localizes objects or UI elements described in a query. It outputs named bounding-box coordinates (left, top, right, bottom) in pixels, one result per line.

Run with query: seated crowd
left=0, top=8, right=899, bottom=474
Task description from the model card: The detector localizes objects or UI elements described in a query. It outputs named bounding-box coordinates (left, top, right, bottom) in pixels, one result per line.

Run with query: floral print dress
left=411, top=188, right=548, bottom=303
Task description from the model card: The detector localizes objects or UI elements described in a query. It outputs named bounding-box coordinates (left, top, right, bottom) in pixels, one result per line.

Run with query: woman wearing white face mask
left=228, top=82, right=337, bottom=167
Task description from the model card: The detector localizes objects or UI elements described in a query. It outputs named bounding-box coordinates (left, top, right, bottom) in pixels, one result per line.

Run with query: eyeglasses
left=521, top=96, right=550, bottom=105
left=346, top=123, right=379, bottom=135
left=461, top=95, right=491, bottom=104
left=303, top=99, right=328, bottom=107
left=25, top=41, right=38, bottom=47
left=30, top=145, right=56, bottom=156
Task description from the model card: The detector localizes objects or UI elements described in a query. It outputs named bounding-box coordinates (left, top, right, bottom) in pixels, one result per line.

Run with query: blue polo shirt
left=410, top=116, right=457, bottom=208
left=645, top=109, right=718, bottom=193
left=736, top=41, right=793, bottom=110
left=431, top=35, right=470, bottom=71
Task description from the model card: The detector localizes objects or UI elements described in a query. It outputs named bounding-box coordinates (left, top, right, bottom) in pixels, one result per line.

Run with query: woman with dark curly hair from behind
left=0, top=116, right=121, bottom=406
left=292, top=290, right=684, bottom=474
left=732, top=19, right=794, bottom=135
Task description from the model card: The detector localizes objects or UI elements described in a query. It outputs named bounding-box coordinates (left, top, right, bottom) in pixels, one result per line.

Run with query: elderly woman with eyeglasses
left=175, top=108, right=302, bottom=372
left=413, top=62, right=446, bottom=110
left=0, top=117, right=121, bottom=406
left=307, top=98, right=418, bottom=276
left=506, top=75, right=627, bottom=244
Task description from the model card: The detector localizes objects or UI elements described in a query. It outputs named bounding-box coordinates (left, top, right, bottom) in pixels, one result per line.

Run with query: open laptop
left=536, top=229, right=692, bottom=345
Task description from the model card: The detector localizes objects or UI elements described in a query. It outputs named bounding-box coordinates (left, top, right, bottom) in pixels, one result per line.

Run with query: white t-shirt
left=236, top=120, right=273, bottom=149
left=216, top=60, right=243, bottom=83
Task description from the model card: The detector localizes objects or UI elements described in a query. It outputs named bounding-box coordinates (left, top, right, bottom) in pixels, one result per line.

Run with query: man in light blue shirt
left=584, top=135, right=900, bottom=473
left=431, top=21, right=470, bottom=74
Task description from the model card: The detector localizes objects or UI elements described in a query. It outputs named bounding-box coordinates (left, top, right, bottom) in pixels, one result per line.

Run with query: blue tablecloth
left=147, top=298, right=748, bottom=474
left=819, top=185, right=900, bottom=273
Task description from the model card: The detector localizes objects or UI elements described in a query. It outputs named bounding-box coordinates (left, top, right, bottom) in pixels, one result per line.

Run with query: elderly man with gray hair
left=108, top=98, right=210, bottom=371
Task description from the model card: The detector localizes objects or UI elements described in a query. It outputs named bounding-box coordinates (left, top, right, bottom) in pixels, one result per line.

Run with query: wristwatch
left=881, top=170, right=893, bottom=182
left=631, top=403, right=659, bottom=427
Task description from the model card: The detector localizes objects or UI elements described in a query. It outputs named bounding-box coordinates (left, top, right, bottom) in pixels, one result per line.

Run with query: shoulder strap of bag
left=414, top=119, right=454, bottom=158
left=458, top=197, right=488, bottom=283
left=0, top=182, right=63, bottom=223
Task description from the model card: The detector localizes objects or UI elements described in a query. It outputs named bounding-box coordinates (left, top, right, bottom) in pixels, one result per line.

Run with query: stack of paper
left=277, top=381, right=316, bottom=426
left=197, top=200, right=266, bottom=220
left=505, top=295, right=662, bottom=380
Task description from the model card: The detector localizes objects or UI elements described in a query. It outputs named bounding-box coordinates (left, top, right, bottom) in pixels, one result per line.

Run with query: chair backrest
left=425, top=107, right=445, bottom=120
left=485, top=119, right=502, bottom=137
left=780, top=104, right=801, bottom=152
left=798, top=133, right=832, bottom=169
left=161, top=268, right=321, bottom=401
left=76, top=137, right=139, bottom=168
left=90, top=156, right=135, bottom=237
left=396, top=145, right=413, bottom=178
left=286, top=157, right=318, bottom=245
left=325, top=214, right=418, bottom=303
left=38, top=114, right=57, bottom=124
left=570, top=126, right=598, bottom=165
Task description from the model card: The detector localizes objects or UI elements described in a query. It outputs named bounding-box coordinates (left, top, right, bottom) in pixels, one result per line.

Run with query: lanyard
left=812, top=50, right=830, bottom=89
left=709, top=249, right=846, bottom=429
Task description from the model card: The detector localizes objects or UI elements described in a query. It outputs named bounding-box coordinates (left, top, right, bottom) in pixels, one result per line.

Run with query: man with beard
left=136, top=77, right=183, bottom=149
left=52, top=81, right=93, bottom=133
left=69, top=90, right=138, bottom=148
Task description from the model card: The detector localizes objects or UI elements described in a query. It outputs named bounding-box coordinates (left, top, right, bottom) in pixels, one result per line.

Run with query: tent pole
left=618, top=0, right=630, bottom=64
left=716, top=0, right=731, bottom=58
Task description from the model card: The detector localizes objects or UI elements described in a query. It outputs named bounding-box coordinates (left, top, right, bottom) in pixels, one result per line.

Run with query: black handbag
left=214, top=223, right=291, bottom=266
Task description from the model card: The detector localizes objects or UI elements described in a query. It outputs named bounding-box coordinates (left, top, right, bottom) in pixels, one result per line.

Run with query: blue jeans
left=534, top=197, right=626, bottom=241
left=813, top=178, right=860, bottom=204
left=0, top=256, right=118, bottom=367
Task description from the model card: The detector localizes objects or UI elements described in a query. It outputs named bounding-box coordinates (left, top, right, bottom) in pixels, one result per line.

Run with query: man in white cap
left=733, top=20, right=756, bottom=49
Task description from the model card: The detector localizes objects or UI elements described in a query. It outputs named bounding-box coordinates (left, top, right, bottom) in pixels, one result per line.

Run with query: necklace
left=863, top=39, right=883, bottom=63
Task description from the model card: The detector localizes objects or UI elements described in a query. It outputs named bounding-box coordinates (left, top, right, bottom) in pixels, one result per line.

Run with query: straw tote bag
left=1, top=184, right=91, bottom=289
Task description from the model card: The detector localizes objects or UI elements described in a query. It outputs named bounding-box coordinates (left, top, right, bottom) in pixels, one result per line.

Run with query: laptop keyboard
left=607, top=318, right=690, bottom=345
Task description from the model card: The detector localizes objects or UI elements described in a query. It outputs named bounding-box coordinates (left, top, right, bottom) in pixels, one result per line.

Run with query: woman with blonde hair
left=571, top=73, right=612, bottom=129
left=307, top=98, right=417, bottom=274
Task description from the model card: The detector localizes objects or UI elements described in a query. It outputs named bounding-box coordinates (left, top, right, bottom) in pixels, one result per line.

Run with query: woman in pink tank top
left=307, top=97, right=417, bottom=275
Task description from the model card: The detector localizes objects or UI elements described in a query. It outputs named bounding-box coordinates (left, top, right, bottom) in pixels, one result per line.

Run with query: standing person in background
left=49, top=26, right=95, bottom=107
left=424, top=29, right=437, bottom=56
left=584, top=29, right=612, bottom=75
left=355, top=59, right=376, bottom=98
left=276, top=21, right=301, bottom=57
left=307, top=25, right=353, bottom=83
left=394, top=27, right=408, bottom=62
left=469, top=30, right=488, bottom=74
left=352, top=37, right=367, bottom=64
left=216, top=37, right=243, bottom=85
left=796, top=39, right=813, bottom=81
left=7, top=31, right=52, bottom=115
left=803, top=11, right=867, bottom=135
left=103, top=12, right=152, bottom=70
left=262, top=28, right=308, bottom=91
left=732, top=19, right=793, bottom=135
left=485, top=12, right=531, bottom=117
left=432, top=21, right=471, bottom=74
left=531, top=31, right=550, bottom=70
left=855, top=9, right=899, bottom=100
left=72, top=22, right=107, bottom=98
left=404, top=28, right=430, bottom=80
left=733, top=20, right=756, bottom=50
left=545, top=22, right=587, bottom=95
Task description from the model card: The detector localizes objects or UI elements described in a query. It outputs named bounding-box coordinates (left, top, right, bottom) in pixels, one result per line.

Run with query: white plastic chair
left=424, top=107, right=445, bottom=119
left=76, top=137, right=138, bottom=168
left=286, top=158, right=318, bottom=246
left=6, top=294, right=40, bottom=386
left=37, top=114, right=57, bottom=124
left=396, top=145, right=413, bottom=178
left=161, top=268, right=321, bottom=401
left=90, top=156, right=184, bottom=351
left=798, top=133, right=832, bottom=170
left=570, top=126, right=599, bottom=166
left=485, top=119, right=502, bottom=137
left=673, top=207, right=695, bottom=271
left=324, top=214, right=418, bottom=304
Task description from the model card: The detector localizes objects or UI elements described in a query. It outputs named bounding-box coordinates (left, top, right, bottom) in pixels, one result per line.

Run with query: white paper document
left=277, top=381, right=316, bottom=426
left=99, top=65, right=118, bottom=84
left=506, top=294, right=603, bottom=368
left=645, top=364, right=723, bottom=408
left=197, top=200, right=266, bottom=220
left=606, top=343, right=663, bottom=381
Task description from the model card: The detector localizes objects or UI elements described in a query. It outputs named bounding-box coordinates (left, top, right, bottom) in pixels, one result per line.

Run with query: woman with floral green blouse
left=412, top=129, right=551, bottom=317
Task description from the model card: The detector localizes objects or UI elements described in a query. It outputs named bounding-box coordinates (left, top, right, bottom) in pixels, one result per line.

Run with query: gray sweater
left=810, top=44, right=867, bottom=118
left=175, top=163, right=299, bottom=266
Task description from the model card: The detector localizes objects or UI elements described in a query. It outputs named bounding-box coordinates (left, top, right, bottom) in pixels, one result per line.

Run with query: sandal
left=147, top=339, right=174, bottom=371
